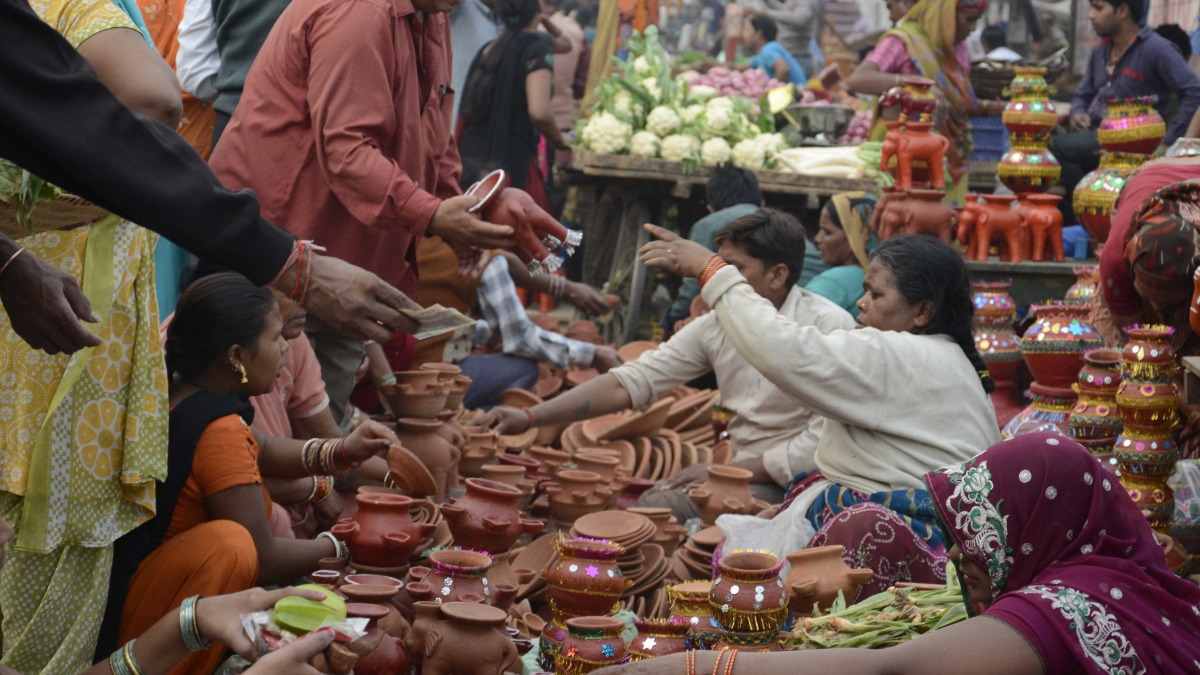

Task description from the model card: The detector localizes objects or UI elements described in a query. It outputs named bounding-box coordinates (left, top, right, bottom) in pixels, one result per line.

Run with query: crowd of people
left=1, top=0, right=1200, bottom=671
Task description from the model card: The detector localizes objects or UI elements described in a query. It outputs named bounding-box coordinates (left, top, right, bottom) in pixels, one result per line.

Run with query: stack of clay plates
left=407, top=498, right=452, bottom=563
left=669, top=526, right=722, bottom=581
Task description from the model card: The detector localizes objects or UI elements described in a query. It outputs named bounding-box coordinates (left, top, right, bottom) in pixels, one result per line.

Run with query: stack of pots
left=971, top=280, right=1024, bottom=427
left=1005, top=302, right=1104, bottom=439
left=1075, top=96, right=1164, bottom=242
left=666, top=581, right=719, bottom=649
left=1115, top=325, right=1181, bottom=534
left=539, top=537, right=631, bottom=669
left=1069, top=349, right=1124, bottom=461
left=1000, top=67, right=1065, bottom=263
left=709, top=550, right=788, bottom=652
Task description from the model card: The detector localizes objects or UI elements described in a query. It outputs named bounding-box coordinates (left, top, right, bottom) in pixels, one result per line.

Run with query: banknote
left=400, top=304, right=477, bottom=340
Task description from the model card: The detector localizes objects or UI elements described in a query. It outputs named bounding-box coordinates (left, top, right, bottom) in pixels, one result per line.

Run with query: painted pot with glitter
left=710, top=551, right=788, bottom=633
left=627, top=619, right=690, bottom=660
left=418, top=549, right=496, bottom=605
left=545, top=538, right=630, bottom=618
left=553, top=616, right=627, bottom=675
left=666, top=581, right=719, bottom=649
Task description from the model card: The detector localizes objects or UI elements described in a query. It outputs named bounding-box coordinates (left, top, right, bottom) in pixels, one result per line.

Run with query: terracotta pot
left=1002, top=71, right=1056, bottom=136
left=1097, top=95, right=1165, bottom=154
left=545, top=470, right=611, bottom=525
left=340, top=584, right=410, bottom=639
left=1002, top=382, right=1077, bottom=439
left=555, top=617, right=627, bottom=674
left=687, top=466, right=764, bottom=525
left=711, top=551, right=788, bottom=632
left=784, top=546, right=875, bottom=615
left=1026, top=194, right=1064, bottom=262
left=997, top=137, right=1061, bottom=195
left=1115, top=325, right=1180, bottom=434
left=667, top=581, right=719, bottom=649
left=614, top=477, right=655, bottom=510
left=394, top=370, right=442, bottom=392
left=1069, top=348, right=1123, bottom=453
left=538, top=617, right=569, bottom=671
left=403, top=601, right=442, bottom=667
left=345, top=604, right=408, bottom=675
left=420, top=362, right=463, bottom=382
left=416, top=603, right=519, bottom=675
left=460, top=431, right=501, bottom=478
left=331, top=494, right=436, bottom=568
left=572, top=452, right=631, bottom=503
left=342, top=573, right=403, bottom=588
left=1074, top=151, right=1144, bottom=243
left=444, top=376, right=472, bottom=411
left=528, top=446, right=571, bottom=477
left=545, top=538, right=630, bottom=618
left=416, top=549, right=498, bottom=606
left=441, top=478, right=544, bottom=553
left=394, top=418, right=458, bottom=503
left=1065, top=267, right=1100, bottom=305
left=497, top=452, right=541, bottom=479
left=628, top=619, right=690, bottom=660
left=308, top=569, right=341, bottom=586
left=1019, top=302, right=1103, bottom=389
left=479, top=463, right=528, bottom=487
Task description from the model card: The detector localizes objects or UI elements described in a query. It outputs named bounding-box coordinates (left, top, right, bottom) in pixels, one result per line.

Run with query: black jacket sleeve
left=0, top=0, right=294, bottom=285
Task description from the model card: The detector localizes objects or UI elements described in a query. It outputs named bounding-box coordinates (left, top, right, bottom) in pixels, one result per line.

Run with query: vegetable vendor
left=740, top=16, right=806, bottom=87
left=592, top=434, right=1200, bottom=675
left=845, top=0, right=1005, bottom=206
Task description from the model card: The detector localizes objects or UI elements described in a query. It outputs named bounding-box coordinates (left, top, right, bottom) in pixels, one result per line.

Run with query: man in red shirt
left=210, top=0, right=514, bottom=431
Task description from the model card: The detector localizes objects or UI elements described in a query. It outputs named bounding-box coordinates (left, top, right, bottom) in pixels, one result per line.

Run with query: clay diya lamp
left=667, top=581, right=719, bottom=649
left=784, top=546, right=875, bottom=615
left=614, top=477, right=655, bottom=510
left=627, top=618, right=690, bottom=660
left=687, top=465, right=767, bottom=525
left=499, top=388, right=543, bottom=409
left=710, top=551, right=787, bottom=651
left=544, top=470, right=612, bottom=526
left=340, top=584, right=410, bottom=639
left=545, top=538, right=630, bottom=618
left=441, top=478, right=545, bottom=553
left=331, top=494, right=437, bottom=569
left=417, top=549, right=498, bottom=605
left=414, top=602, right=519, bottom=675
left=308, top=569, right=342, bottom=587
left=345, top=603, right=408, bottom=675
left=394, top=418, right=459, bottom=503
left=555, top=617, right=627, bottom=675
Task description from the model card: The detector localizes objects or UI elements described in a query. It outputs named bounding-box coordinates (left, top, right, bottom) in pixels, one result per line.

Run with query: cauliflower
left=660, top=134, right=694, bottom=162
left=645, top=106, right=681, bottom=137
left=689, top=135, right=702, bottom=152
left=583, top=112, right=633, bottom=154
left=701, top=137, right=732, bottom=165
left=679, top=104, right=704, bottom=124
left=630, top=131, right=660, bottom=158
left=633, top=55, right=654, bottom=77
left=755, top=132, right=787, bottom=154
left=641, top=77, right=662, bottom=102
left=612, top=90, right=644, bottom=119
left=688, top=84, right=717, bottom=102
left=704, top=106, right=733, bottom=134
left=731, top=139, right=766, bottom=169
left=675, top=70, right=701, bottom=84
left=706, top=96, right=735, bottom=111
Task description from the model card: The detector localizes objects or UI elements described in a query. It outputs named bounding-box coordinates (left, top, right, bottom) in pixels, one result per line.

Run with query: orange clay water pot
left=394, top=418, right=459, bottom=503
left=331, top=494, right=436, bottom=568
left=687, top=466, right=768, bottom=525
left=441, top=478, right=544, bottom=553
left=784, top=545, right=875, bottom=615
left=339, top=583, right=411, bottom=640
left=466, top=169, right=582, bottom=274
left=414, top=603, right=519, bottom=675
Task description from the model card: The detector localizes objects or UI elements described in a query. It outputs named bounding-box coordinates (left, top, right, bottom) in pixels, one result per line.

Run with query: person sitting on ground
left=1051, top=0, right=1200, bottom=226
left=407, top=235, right=623, bottom=410
left=739, top=16, right=806, bottom=86
left=482, top=209, right=855, bottom=516
left=113, top=273, right=398, bottom=675
left=633, top=231, right=1001, bottom=592
left=806, top=191, right=877, bottom=318
left=592, top=434, right=1200, bottom=675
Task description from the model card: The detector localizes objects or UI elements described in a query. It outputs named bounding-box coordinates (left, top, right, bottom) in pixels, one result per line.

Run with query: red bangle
left=336, top=437, right=351, bottom=470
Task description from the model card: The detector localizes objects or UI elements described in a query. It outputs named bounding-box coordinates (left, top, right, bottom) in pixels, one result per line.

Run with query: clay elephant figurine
left=878, top=121, right=902, bottom=180
left=877, top=190, right=908, bottom=241
left=974, top=196, right=1023, bottom=264
left=895, top=121, right=949, bottom=190
left=898, top=189, right=957, bottom=244
left=1026, top=194, right=1065, bottom=262
left=956, top=195, right=984, bottom=254
left=409, top=603, right=519, bottom=675
left=870, top=186, right=902, bottom=235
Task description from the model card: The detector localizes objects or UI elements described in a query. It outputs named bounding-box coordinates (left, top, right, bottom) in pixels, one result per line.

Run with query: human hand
left=0, top=246, right=102, bottom=354
left=1069, top=112, right=1092, bottom=133
left=479, top=406, right=533, bottom=436
left=428, top=195, right=517, bottom=252
left=292, top=253, right=420, bottom=343
left=662, top=462, right=710, bottom=489
left=564, top=281, right=612, bottom=316
left=637, top=224, right=716, bottom=279
left=244, top=628, right=335, bottom=675
left=195, top=587, right=328, bottom=661
left=0, top=517, right=13, bottom=570
left=344, top=420, right=398, bottom=464
left=313, top=492, right=346, bottom=531
left=591, top=346, right=624, bottom=374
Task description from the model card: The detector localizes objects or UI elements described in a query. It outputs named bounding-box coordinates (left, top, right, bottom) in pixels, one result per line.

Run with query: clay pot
left=416, top=549, right=498, bottom=606
left=1018, top=302, right=1103, bottom=389
left=441, top=478, right=544, bottom=553
left=345, top=604, right=408, bottom=675
left=308, top=570, right=342, bottom=587
left=667, top=581, right=719, bottom=649
left=528, top=446, right=571, bottom=477
left=711, top=551, right=788, bottom=634
left=394, top=418, right=459, bottom=503
left=331, top=494, right=436, bottom=568
left=1074, top=151, right=1143, bottom=243
left=614, top=477, right=655, bottom=510
left=1007, top=66, right=1053, bottom=99
left=538, top=617, right=569, bottom=671
left=421, top=362, right=463, bottom=382
left=497, top=453, right=541, bottom=479
left=545, top=470, right=612, bottom=525
left=628, top=619, right=690, bottom=660
left=343, top=573, right=403, bottom=588
left=403, top=601, right=442, bottom=667
left=555, top=617, right=627, bottom=674
left=387, top=383, right=449, bottom=419
left=444, top=376, right=472, bottom=411
left=1069, top=348, right=1123, bottom=454
left=460, top=432, right=501, bottom=478
left=385, top=444, right=438, bottom=499
left=1002, top=77, right=1056, bottom=136
left=545, top=538, right=630, bottom=618
left=687, top=466, right=766, bottom=525
left=784, top=546, right=875, bottom=615
left=997, top=137, right=1061, bottom=194
left=416, top=602, right=519, bottom=675
left=1065, top=267, right=1100, bottom=305
left=394, top=370, right=442, bottom=392
left=1115, top=326, right=1180, bottom=435
left=479, top=463, right=529, bottom=488
left=1097, top=95, right=1165, bottom=154
left=340, top=584, right=411, bottom=639
left=1002, top=381, right=1078, bottom=439
left=972, top=280, right=1021, bottom=382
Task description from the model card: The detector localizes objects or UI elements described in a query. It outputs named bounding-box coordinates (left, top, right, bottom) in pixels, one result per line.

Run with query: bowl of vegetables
left=781, top=104, right=855, bottom=139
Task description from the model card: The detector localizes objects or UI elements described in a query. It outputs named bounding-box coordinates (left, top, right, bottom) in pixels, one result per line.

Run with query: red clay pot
left=340, top=584, right=410, bottom=639
left=441, top=478, right=544, bottom=553
left=545, top=538, right=630, bottom=619
left=345, top=603, right=408, bottom=675
left=331, top=494, right=436, bottom=568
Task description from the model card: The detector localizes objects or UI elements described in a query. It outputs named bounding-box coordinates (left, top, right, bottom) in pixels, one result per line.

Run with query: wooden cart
left=563, top=151, right=877, bottom=344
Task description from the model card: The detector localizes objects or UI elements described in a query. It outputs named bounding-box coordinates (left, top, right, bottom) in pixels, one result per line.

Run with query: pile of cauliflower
left=575, top=27, right=791, bottom=172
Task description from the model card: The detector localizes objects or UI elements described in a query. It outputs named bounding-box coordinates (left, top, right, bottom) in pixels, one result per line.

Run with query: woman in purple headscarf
left=593, top=433, right=1200, bottom=675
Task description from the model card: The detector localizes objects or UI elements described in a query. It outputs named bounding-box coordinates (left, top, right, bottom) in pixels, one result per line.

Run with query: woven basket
left=970, top=59, right=1066, bottom=101
left=0, top=193, right=107, bottom=240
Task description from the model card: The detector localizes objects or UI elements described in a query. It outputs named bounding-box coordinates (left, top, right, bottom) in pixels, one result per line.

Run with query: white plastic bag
left=1169, top=459, right=1200, bottom=524
left=715, top=510, right=816, bottom=578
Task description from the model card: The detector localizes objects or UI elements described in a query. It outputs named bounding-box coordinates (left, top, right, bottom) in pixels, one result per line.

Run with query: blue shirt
left=806, top=266, right=865, bottom=318
left=1072, top=26, right=1200, bottom=145
left=748, top=41, right=806, bottom=86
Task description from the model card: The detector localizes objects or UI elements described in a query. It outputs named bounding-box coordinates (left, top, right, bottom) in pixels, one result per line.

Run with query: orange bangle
left=699, top=255, right=728, bottom=288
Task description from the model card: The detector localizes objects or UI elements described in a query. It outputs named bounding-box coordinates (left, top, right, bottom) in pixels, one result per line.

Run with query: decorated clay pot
left=1002, top=381, right=1077, bottom=440
left=1167, top=137, right=1200, bottom=157
left=1074, top=151, right=1145, bottom=243
left=1069, top=349, right=1123, bottom=454
left=1097, top=95, right=1165, bottom=154
left=414, top=549, right=496, bottom=606
left=972, top=280, right=1021, bottom=382
left=1006, top=66, right=1053, bottom=100
left=546, top=537, right=629, bottom=618
left=688, top=466, right=767, bottom=525
left=1115, top=325, right=1180, bottom=433
left=1019, top=302, right=1103, bottom=389
left=710, top=551, right=788, bottom=635
left=1002, top=75, right=1056, bottom=136
left=784, top=546, right=875, bottom=614
left=538, top=617, right=570, bottom=671
left=417, top=602, right=519, bottom=675
left=627, top=619, right=690, bottom=660
left=441, top=478, right=544, bottom=553
left=667, top=581, right=719, bottom=649
left=544, top=470, right=611, bottom=525
left=1065, top=267, right=1101, bottom=305
left=331, top=494, right=436, bottom=568
left=997, top=137, right=1061, bottom=194
left=340, top=584, right=410, bottom=639
left=345, top=603, right=408, bottom=675
left=554, top=617, right=627, bottom=675
left=394, top=418, right=459, bottom=503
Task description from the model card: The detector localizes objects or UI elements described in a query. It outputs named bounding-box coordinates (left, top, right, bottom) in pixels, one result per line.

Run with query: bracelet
left=723, top=649, right=738, bottom=675
left=685, top=648, right=696, bottom=675
left=383, top=470, right=397, bottom=488
left=269, top=241, right=301, bottom=287
left=309, top=475, right=334, bottom=504
left=109, top=641, right=144, bottom=675
left=0, top=248, right=25, bottom=278
left=301, top=439, right=320, bottom=475
left=318, top=531, right=347, bottom=559
left=698, top=256, right=728, bottom=289
left=711, top=650, right=726, bottom=675
left=336, top=438, right=351, bottom=472
left=525, top=407, right=537, bottom=429
left=179, top=596, right=213, bottom=651
left=375, top=373, right=397, bottom=388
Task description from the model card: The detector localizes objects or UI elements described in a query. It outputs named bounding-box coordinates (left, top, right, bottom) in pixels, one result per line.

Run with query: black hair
left=1097, top=0, right=1145, bottom=24
left=749, top=15, right=777, bottom=43
left=178, top=258, right=231, bottom=292
left=706, top=165, right=763, bottom=211
left=870, top=235, right=995, bottom=394
left=166, top=272, right=277, bottom=380
left=459, top=0, right=543, bottom=125
left=1155, top=24, right=1192, bottom=59
left=714, top=208, right=805, bottom=287
left=575, top=4, right=596, bottom=27
left=981, top=25, right=1007, bottom=51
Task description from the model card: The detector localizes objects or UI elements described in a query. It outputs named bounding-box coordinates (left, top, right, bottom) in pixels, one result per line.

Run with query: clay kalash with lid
left=667, top=581, right=719, bottom=649
left=710, top=550, right=788, bottom=652
left=440, top=478, right=544, bottom=554
left=331, top=494, right=437, bottom=572
left=972, top=280, right=1023, bottom=427
left=998, top=67, right=1061, bottom=196
left=553, top=616, right=627, bottom=675
left=1115, top=325, right=1181, bottom=533
left=688, top=465, right=771, bottom=525
left=784, top=546, right=875, bottom=615
left=1069, top=349, right=1124, bottom=460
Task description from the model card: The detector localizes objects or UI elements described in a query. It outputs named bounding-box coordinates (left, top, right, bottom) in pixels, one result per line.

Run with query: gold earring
left=232, top=362, right=248, bottom=384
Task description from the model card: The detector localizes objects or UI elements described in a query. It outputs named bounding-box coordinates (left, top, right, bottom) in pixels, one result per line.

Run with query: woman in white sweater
left=640, top=228, right=1002, bottom=597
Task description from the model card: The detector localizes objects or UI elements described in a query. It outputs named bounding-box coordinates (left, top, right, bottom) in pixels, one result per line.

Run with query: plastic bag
left=715, top=510, right=816, bottom=578
left=1170, top=459, right=1200, bottom=524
